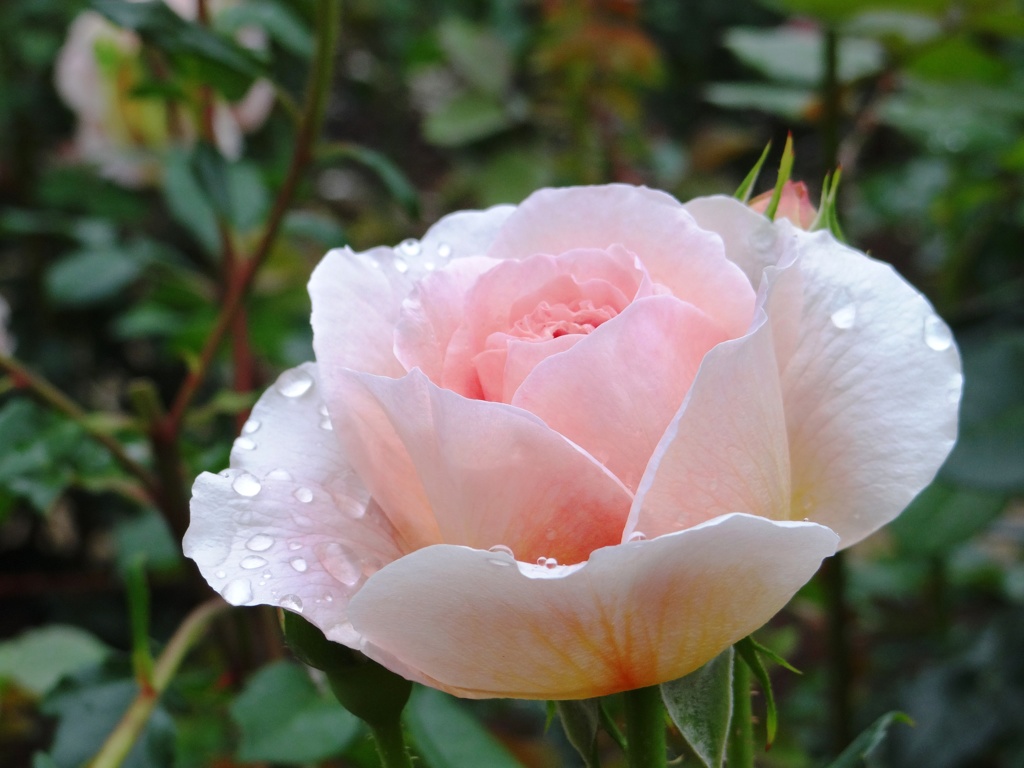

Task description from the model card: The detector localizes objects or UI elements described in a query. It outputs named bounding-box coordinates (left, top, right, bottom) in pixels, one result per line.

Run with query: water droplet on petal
left=544, top=557, right=558, bottom=569
left=234, top=437, right=256, bottom=451
left=290, top=557, right=308, bottom=573
left=488, top=558, right=512, bottom=567
left=262, top=570, right=272, bottom=579
left=437, top=242, right=452, bottom=259
left=317, top=542, right=362, bottom=586
left=628, top=531, right=647, bottom=542
left=392, top=256, right=410, bottom=274
left=276, top=368, right=313, bottom=398
left=240, top=555, right=267, bottom=570
left=830, top=303, right=857, bottom=330
left=246, top=533, right=274, bottom=552
left=319, top=417, right=333, bottom=431
left=266, top=469, right=292, bottom=481
left=488, top=544, right=514, bottom=557
left=232, top=473, right=261, bottom=497
left=242, top=419, right=261, bottom=434
left=294, top=487, right=313, bottom=503
left=215, top=570, right=226, bottom=579
left=279, top=594, right=303, bottom=613
left=329, top=621, right=361, bottom=646
left=398, top=238, right=421, bottom=257
left=923, top=316, right=953, bottom=351
left=324, top=593, right=333, bottom=603
left=288, top=541, right=302, bottom=551
left=318, top=404, right=329, bottom=417
left=221, top=578, right=253, bottom=606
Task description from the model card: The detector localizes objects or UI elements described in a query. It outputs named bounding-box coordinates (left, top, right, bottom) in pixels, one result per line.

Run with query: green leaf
left=163, top=149, right=220, bottom=254
left=824, top=711, right=913, bottom=768
left=705, top=83, right=815, bottom=122
left=0, top=626, right=110, bottom=697
left=555, top=699, right=601, bottom=768
left=226, top=161, right=271, bottom=232
left=889, top=481, right=1007, bottom=556
left=46, top=247, right=147, bottom=307
left=321, top=144, right=420, bottom=218
left=734, top=637, right=778, bottom=747
left=31, top=755, right=59, bottom=768
left=734, top=141, right=772, bottom=202
left=215, top=0, right=314, bottom=59
left=723, top=27, right=883, bottom=86
left=283, top=210, right=349, bottom=249
left=230, top=661, right=361, bottom=764
left=661, top=648, right=734, bottom=768
left=405, top=687, right=524, bottom=768
left=191, top=142, right=233, bottom=223
left=114, top=509, right=183, bottom=574
left=764, top=134, right=796, bottom=222
left=423, top=91, right=518, bottom=147
left=438, top=18, right=513, bottom=96
left=906, top=37, right=1009, bottom=84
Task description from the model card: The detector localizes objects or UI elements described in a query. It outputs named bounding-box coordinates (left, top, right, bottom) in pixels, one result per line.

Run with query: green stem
left=822, top=553, right=853, bottom=752
left=88, top=599, right=229, bottom=768
left=727, top=656, right=754, bottom=768
left=369, top=719, right=414, bottom=768
left=622, top=685, right=666, bottom=768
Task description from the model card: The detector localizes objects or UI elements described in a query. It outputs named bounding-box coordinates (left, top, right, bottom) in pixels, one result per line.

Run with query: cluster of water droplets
left=368, top=237, right=454, bottom=276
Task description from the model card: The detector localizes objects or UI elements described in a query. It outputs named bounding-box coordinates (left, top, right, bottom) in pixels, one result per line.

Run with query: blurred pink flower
left=54, top=0, right=273, bottom=187
left=185, top=185, right=961, bottom=699
left=749, top=180, right=818, bottom=230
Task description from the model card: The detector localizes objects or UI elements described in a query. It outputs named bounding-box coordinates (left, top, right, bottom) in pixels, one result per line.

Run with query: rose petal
left=331, top=369, right=633, bottom=565
left=773, top=225, right=962, bottom=547
left=629, top=314, right=791, bottom=538
left=487, top=185, right=756, bottom=337
left=310, top=206, right=515, bottom=379
left=512, top=295, right=728, bottom=491
left=347, top=513, right=838, bottom=699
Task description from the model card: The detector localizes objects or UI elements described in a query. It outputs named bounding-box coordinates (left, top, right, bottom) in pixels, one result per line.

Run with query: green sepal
left=734, top=141, right=773, bottom=203
left=811, top=166, right=846, bottom=241
left=280, top=611, right=412, bottom=729
left=555, top=699, right=602, bottom=768
left=824, top=711, right=913, bottom=768
left=763, top=133, right=796, bottom=221
left=124, top=555, right=154, bottom=689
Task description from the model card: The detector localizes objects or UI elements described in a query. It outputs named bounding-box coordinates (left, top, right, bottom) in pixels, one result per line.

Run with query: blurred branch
left=0, top=353, right=159, bottom=497
left=164, top=0, right=340, bottom=431
left=87, top=598, right=229, bottom=768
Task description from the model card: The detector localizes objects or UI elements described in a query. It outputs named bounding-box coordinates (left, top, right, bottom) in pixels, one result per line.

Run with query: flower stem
left=368, top=719, right=414, bottom=768
left=622, top=685, right=666, bottom=768
left=727, top=654, right=754, bottom=768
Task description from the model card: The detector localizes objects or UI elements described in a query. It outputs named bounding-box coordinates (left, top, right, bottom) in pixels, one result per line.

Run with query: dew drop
left=221, top=578, right=253, bottom=606
left=318, top=404, right=329, bottom=417
left=290, top=557, right=308, bottom=573
left=234, top=437, right=256, bottom=451
left=276, top=368, right=313, bottom=398
left=232, top=473, right=262, bottom=497
left=488, top=544, right=514, bottom=557
left=329, top=621, right=361, bottom=646
left=317, top=542, right=362, bottom=585
left=537, top=556, right=558, bottom=568
left=627, top=531, right=647, bottom=542
left=262, top=570, right=272, bottom=579
left=488, top=558, right=512, bottom=567
left=923, top=316, right=953, bottom=351
left=294, top=487, right=313, bottom=503
left=437, top=242, right=452, bottom=259
left=240, top=555, right=267, bottom=570
left=324, top=593, right=333, bottom=603
left=398, top=238, right=421, bottom=257
left=423, top=260, right=436, bottom=271
left=392, top=256, right=410, bottom=274
left=242, top=419, right=261, bottom=434
left=279, top=594, right=303, bottom=613
left=288, top=541, right=302, bottom=551
left=830, top=303, right=857, bottom=330
left=319, top=417, right=333, bottom=431
left=215, top=570, right=226, bottom=579
left=246, top=533, right=274, bottom=552
left=266, top=469, right=292, bottom=481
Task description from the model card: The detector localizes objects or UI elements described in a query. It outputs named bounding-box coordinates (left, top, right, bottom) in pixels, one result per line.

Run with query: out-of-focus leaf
left=31, top=755, right=59, bottom=768
left=723, top=27, right=884, bottom=86
left=230, top=661, right=361, bottom=763
left=438, top=18, right=512, bottom=95
left=476, top=145, right=554, bottom=207
left=45, top=247, right=143, bottom=307
left=226, top=160, right=270, bottom=232
left=114, top=509, right=183, bottom=575
left=662, top=648, right=734, bottom=768
left=825, top=711, right=912, bottom=767
left=321, top=144, right=420, bottom=218
left=906, top=37, right=1009, bottom=84
left=941, top=329, right=1024, bottom=492
left=705, top=83, right=815, bottom=122
left=555, top=699, right=600, bottom=768
left=215, top=0, right=313, bottom=58
left=890, top=481, right=1006, bottom=556
left=423, top=92, right=518, bottom=147
left=191, top=142, right=233, bottom=223
left=282, top=210, right=348, bottom=249
left=761, top=0, right=949, bottom=26
left=112, top=304, right=187, bottom=340
left=405, top=687, right=524, bottom=768
left=0, top=626, right=110, bottom=697
left=43, top=663, right=176, bottom=768
left=163, top=149, right=219, bottom=254
left=842, top=11, right=942, bottom=44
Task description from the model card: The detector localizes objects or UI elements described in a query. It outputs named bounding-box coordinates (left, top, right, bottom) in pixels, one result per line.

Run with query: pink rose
left=749, top=180, right=818, bottom=229
left=185, top=185, right=961, bottom=699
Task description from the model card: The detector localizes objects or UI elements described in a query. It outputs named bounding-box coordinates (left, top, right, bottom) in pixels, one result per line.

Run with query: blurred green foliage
left=0, top=0, right=1022, bottom=766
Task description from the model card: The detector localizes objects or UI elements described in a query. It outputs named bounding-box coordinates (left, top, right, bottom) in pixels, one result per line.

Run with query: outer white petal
left=773, top=225, right=962, bottom=546
left=309, top=206, right=515, bottom=379
left=682, top=195, right=787, bottom=287
left=347, top=514, right=838, bottom=699
left=184, top=364, right=408, bottom=669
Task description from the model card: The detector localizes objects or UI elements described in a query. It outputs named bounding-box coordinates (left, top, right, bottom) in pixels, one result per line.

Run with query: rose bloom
left=54, top=0, right=273, bottom=187
left=185, top=185, right=961, bottom=699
